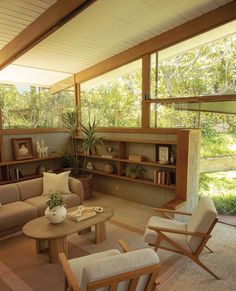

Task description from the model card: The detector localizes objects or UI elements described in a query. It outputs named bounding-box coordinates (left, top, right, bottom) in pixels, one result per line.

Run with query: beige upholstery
left=0, top=184, right=20, bottom=204
left=69, top=249, right=120, bottom=290
left=17, top=178, right=43, bottom=200
left=64, top=248, right=159, bottom=291
left=0, top=201, right=37, bottom=232
left=144, top=216, right=190, bottom=252
left=144, top=197, right=219, bottom=279
left=0, top=176, right=84, bottom=235
left=187, top=197, right=217, bottom=252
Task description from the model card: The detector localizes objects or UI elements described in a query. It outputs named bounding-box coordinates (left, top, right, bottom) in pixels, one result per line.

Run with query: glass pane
left=80, top=60, right=142, bottom=127
left=150, top=103, right=200, bottom=128
left=0, top=84, right=75, bottom=129
left=150, top=32, right=236, bottom=98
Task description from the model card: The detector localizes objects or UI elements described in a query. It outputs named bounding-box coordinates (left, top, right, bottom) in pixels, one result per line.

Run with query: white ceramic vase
left=45, top=205, right=67, bottom=224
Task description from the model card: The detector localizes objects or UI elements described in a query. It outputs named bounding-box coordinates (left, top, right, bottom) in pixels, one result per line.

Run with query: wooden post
left=142, top=55, right=150, bottom=129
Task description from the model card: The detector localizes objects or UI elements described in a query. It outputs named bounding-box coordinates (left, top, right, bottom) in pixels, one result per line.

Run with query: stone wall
left=200, top=156, right=236, bottom=173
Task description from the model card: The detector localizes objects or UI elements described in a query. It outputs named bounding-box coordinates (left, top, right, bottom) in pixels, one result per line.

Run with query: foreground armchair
left=144, top=197, right=219, bottom=279
left=59, top=246, right=160, bottom=291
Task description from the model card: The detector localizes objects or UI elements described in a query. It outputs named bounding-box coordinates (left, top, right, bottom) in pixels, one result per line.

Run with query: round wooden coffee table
left=23, top=207, right=114, bottom=263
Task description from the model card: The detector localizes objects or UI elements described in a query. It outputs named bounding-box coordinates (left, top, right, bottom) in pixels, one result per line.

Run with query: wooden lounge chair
left=144, top=197, right=220, bottom=280
left=59, top=246, right=160, bottom=291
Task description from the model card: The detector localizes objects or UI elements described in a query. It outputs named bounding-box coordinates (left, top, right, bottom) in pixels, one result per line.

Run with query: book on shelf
left=153, top=170, right=175, bottom=186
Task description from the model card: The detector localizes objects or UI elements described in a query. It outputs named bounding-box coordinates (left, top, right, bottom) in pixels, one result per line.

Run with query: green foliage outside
left=199, top=172, right=236, bottom=215
left=0, top=85, right=75, bottom=128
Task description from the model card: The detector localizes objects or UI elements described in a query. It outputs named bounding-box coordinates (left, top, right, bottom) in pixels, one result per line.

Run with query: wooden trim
left=0, top=0, right=97, bottom=69
left=146, top=94, right=236, bottom=104
left=75, top=1, right=236, bottom=84
left=49, top=76, right=75, bottom=95
left=175, top=130, right=190, bottom=201
left=0, top=128, right=67, bottom=135
left=94, top=127, right=179, bottom=134
left=142, top=55, right=150, bottom=128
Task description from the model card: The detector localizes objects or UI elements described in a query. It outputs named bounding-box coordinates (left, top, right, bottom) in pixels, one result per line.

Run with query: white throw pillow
left=42, top=171, right=71, bottom=195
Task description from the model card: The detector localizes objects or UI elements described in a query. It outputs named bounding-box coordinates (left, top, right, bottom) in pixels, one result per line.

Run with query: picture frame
left=158, top=146, right=169, bottom=164
left=12, top=138, right=34, bottom=160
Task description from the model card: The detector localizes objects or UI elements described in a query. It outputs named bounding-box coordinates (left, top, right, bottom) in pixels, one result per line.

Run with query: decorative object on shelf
left=104, top=163, right=114, bottom=174
left=86, top=161, right=93, bottom=170
left=12, top=138, right=34, bottom=160
left=37, top=165, right=47, bottom=176
left=125, top=165, right=146, bottom=179
left=106, top=146, right=113, bottom=153
left=44, top=191, right=67, bottom=224
left=158, top=146, right=169, bottom=164
left=128, top=154, right=143, bottom=162
left=170, top=152, right=176, bottom=165
left=36, top=140, right=48, bottom=158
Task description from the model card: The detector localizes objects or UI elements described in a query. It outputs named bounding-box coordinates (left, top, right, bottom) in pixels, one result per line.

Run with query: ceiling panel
left=12, top=0, right=233, bottom=75
left=0, top=0, right=57, bottom=49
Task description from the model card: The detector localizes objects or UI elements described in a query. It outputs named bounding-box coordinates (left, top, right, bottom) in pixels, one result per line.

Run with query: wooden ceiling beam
left=50, top=75, right=75, bottom=95
left=75, top=0, right=236, bottom=84
left=0, top=0, right=96, bottom=70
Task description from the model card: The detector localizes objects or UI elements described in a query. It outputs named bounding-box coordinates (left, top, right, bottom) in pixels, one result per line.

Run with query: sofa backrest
left=0, top=184, right=20, bottom=204
left=187, top=197, right=217, bottom=252
left=17, top=178, right=43, bottom=201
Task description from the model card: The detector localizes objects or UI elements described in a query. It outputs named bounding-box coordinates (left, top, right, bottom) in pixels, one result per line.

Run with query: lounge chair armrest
left=154, top=208, right=192, bottom=216
left=118, top=240, right=134, bottom=252
left=148, top=225, right=210, bottom=238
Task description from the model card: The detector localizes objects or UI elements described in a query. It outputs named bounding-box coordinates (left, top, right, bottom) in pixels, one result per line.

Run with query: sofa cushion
left=69, top=177, right=84, bottom=200
left=0, top=184, right=20, bottom=205
left=0, top=201, right=38, bottom=232
left=17, top=178, right=43, bottom=201
left=25, top=193, right=81, bottom=216
left=42, top=171, right=71, bottom=195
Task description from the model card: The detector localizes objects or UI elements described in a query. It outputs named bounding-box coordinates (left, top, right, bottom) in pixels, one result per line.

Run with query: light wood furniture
left=145, top=197, right=220, bottom=279
left=75, top=129, right=199, bottom=208
left=59, top=248, right=160, bottom=291
left=23, top=207, right=114, bottom=263
left=0, top=155, right=59, bottom=185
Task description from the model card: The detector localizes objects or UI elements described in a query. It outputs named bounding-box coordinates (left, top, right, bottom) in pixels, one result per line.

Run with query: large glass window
left=80, top=60, right=142, bottom=127
left=151, top=32, right=236, bottom=98
left=0, top=84, right=75, bottom=129
left=150, top=103, right=200, bottom=128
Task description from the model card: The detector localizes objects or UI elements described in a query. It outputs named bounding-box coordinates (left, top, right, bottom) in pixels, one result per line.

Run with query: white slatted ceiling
left=12, top=0, right=233, bottom=75
left=0, top=0, right=57, bottom=49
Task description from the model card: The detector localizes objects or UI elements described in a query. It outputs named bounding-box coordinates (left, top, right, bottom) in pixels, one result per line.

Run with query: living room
left=0, top=1, right=236, bottom=290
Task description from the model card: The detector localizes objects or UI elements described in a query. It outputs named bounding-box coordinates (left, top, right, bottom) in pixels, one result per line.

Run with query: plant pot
left=78, top=174, right=93, bottom=200
left=45, top=205, right=67, bottom=224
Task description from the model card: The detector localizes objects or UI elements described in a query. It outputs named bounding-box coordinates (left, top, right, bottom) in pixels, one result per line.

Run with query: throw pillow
left=42, top=171, right=71, bottom=195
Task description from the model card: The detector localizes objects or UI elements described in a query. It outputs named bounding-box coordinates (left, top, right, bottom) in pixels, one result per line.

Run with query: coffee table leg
left=36, top=239, right=49, bottom=253
left=95, top=222, right=106, bottom=243
left=49, top=237, right=68, bottom=264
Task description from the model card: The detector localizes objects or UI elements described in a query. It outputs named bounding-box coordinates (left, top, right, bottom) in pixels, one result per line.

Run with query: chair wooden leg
left=205, top=245, right=214, bottom=253
left=194, top=258, right=220, bottom=280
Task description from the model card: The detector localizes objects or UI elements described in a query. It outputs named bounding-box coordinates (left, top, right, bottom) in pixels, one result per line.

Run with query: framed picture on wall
left=12, top=138, right=34, bottom=160
left=158, top=146, right=169, bottom=164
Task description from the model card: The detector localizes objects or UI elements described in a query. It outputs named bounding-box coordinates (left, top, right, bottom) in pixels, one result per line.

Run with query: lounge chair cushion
left=187, top=197, right=217, bottom=252
left=144, top=216, right=191, bottom=252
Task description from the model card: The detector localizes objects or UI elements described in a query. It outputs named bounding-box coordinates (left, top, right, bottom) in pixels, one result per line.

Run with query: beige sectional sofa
left=0, top=177, right=84, bottom=236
